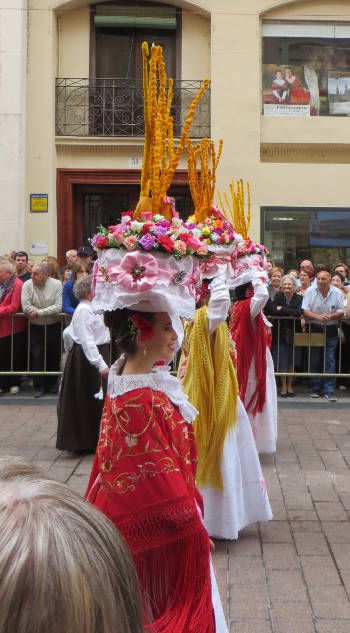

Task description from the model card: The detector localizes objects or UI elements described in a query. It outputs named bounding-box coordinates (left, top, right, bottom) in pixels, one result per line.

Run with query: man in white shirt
left=21, top=264, right=62, bottom=398
left=302, top=268, right=344, bottom=402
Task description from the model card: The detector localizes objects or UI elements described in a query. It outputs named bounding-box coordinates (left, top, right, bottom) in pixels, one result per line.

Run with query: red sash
left=229, top=299, right=267, bottom=415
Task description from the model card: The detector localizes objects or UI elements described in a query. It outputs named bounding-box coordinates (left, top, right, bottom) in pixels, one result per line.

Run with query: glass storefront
left=261, top=207, right=350, bottom=271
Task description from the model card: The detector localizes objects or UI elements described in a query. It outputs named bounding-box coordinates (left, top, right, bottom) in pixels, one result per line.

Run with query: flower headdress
left=185, top=137, right=242, bottom=280
left=218, top=180, right=269, bottom=289
left=91, top=43, right=210, bottom=343
left=90, top=212, right=208, bottom=259
left=134, top=42, right=209, bottom=220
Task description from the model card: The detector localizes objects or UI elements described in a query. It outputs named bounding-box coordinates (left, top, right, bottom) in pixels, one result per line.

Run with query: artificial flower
left=157, top=235, right=175, bottom=253
left=139, top=233, right=156, bottom=251
left=132, top=313, right=154, bottom=342
left=130, top=220, right=144, bottom=234
left=124, top=235, right=138, bottom=251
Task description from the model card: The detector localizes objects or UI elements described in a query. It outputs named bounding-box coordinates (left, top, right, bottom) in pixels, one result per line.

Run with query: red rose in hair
left=156, top=235, right=175, bottom=253
left=132, top=314, right=154, bottom=342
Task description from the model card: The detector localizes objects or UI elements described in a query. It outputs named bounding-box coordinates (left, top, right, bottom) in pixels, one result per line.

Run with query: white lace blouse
left=107, top=357, right=198, bottom=424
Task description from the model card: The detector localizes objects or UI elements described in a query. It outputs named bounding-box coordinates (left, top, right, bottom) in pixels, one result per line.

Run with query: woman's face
left=282, top=279, right=294, bottom=295
left=331, top=275, right=343, bottom=290
left=335, top=266, right=346, bottom=278
left=271, top=271, right=282, bottom=288
left=299, top=270, right=310, bottom=286
left=148, top=313, right=178, bottom=364
left=266, top=261, right=273, bottom=273
left=276, top=71, right=283, bottom=80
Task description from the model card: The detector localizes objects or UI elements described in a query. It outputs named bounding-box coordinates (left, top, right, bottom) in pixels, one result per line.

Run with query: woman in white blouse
left=56, top=275, right=110, bottom=453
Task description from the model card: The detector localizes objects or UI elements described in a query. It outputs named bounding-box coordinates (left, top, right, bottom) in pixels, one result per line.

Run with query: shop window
left=262, top=20, right=350, bottom=117
left=261, top=207, right=350, bottom=270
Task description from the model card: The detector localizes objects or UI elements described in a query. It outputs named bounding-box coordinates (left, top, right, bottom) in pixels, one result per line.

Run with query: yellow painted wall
left=58, top=8, right=90, bottom=77
left=182, top=10, right=210, bottom=80
left=25, top=0, right=350, bottom=257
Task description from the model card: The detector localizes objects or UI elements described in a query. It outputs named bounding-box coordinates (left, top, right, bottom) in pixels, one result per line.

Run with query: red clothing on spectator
left=0, top=277, right=26, bottom=337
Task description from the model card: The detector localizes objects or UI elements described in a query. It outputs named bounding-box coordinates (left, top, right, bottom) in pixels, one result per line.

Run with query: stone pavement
left=1, top=401, right=350, bottom=632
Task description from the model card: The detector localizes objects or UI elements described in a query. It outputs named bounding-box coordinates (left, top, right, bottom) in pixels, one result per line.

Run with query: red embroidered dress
left=86, top=363, right=215, bottom=633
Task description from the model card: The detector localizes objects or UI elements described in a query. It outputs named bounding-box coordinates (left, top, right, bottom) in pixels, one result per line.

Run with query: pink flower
left=113, top=231, right=125, bottom=245
left=174, top=240, right=187, bottom=256
left=186, top=237, right=200, bottom=251
left=115, top=252, right=158, bottom=292
left=124, top=235, right=138, bottom=251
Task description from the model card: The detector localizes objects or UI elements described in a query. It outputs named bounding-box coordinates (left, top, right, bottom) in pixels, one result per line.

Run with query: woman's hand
left=101, top=368, right=109, bottom=379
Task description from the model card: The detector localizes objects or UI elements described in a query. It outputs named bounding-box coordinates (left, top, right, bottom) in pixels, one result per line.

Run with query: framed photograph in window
left=262, top=64, right=311, bottom=116
left=328, top=73, right=350, bottom=115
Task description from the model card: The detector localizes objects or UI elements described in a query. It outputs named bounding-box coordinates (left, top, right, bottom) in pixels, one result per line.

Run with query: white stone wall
left=0, top=0, right=26, bottom=255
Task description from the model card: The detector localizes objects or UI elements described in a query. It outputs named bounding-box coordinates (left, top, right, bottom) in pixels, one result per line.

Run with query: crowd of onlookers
left=0, top=247, right=95, bottom=398
left=1, top=248, right=350, bottom=401
left=264, top=259, right=350, bottom=402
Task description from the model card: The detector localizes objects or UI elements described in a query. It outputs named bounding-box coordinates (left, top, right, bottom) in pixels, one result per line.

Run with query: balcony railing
left=55, top=78, right=210, bottom=138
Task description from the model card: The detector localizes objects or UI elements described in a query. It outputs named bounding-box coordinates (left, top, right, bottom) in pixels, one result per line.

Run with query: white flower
left=153, top=214, right=165, bottom=222
left=121, top=214, right=132, bottom=225
left=192, top=228, right=202, bottom=238
left=130, top=221, right=144, bottom=234
left=172, top=217, right=183, bottom=228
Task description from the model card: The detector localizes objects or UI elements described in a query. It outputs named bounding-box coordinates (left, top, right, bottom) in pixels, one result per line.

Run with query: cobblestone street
left=1, top=401, right=350, bottom=632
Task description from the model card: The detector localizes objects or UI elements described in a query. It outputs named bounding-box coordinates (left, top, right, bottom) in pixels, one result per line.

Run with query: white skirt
left=211, top=560, right=229, bottom=632
left=246, top=348, right=278, bottom=454
left=200, top=397, right=273, bottom=540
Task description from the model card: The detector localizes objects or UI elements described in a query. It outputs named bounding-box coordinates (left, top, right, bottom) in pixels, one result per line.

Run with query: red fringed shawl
left=229, top=298, right=267, bottom=416
left=86, top=388, right=215, bottom=633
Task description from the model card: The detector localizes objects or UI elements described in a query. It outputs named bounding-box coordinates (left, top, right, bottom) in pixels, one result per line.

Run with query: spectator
left=62, top=265, right=72, bottom=284
left=42, top=256, right=63, bottom=282
left=77, top=246, right=94, bottom=272
left=21, top=263, right=62, bottom=398
left=65, top=249, right=78, bottom=269
left=27, top=258, right=35, bottom=273
left=0, top=261, right=26, bottom=395
left=57, top=276, right=110, bottom=453
left=271, top=275, right=302, bottom=397
left=268, top=266, right=283, bottom=299
left=266, top=259, right=274, bottom=277
left=0, top=458, right=144, bottom=633
left=302, top=268, right=344, bottom=402
left=63, top=261, right=89, bottom=315
left=15, top=251, right=31, bottom=283
left=297, top=268, right=311, bottom=297
left=300, top=259, right=315, bottom=284
left=332, top=262, right=350, bottom=286
left=331, top=272, right=350, bottom=390
left=4, top=250, right=17, bottom=262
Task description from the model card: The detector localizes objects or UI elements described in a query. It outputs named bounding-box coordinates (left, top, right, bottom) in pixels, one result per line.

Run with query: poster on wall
left=262, top=64, right=312, bottom=116
left=328, top=73, right=350, bottom=116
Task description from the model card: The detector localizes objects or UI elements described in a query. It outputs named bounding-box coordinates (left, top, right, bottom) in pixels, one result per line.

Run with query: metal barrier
left=0, top=313, right=349, bottom=381
left=0, top=313, right=70, bottom=376
left=268, top=315, right=350, bottom=379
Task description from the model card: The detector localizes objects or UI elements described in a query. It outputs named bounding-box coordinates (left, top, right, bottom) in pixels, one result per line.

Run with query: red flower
left=97, top=235, right=109, bottom=248
left=157, top=235, right=175, bottom=253
left=219, top=235, right=226, bottom=244
left=178, top=233, right=192, bottom=244
left=142, top=221, right=154, bottom=235
left=132, top=314, right=154, bottom=342
left=108, top=225, right=118, bottom=233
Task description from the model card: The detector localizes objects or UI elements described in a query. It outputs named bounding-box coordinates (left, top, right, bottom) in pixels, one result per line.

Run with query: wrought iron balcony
left=55, top=78, right=210, bottom=138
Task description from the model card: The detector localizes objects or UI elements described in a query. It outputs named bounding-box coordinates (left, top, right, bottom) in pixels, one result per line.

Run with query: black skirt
left=56, top=343, right=110, bottom=453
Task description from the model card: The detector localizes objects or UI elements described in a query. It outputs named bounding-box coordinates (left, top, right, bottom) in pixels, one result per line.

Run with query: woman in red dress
left=86, top=308, right=226, bottom=633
